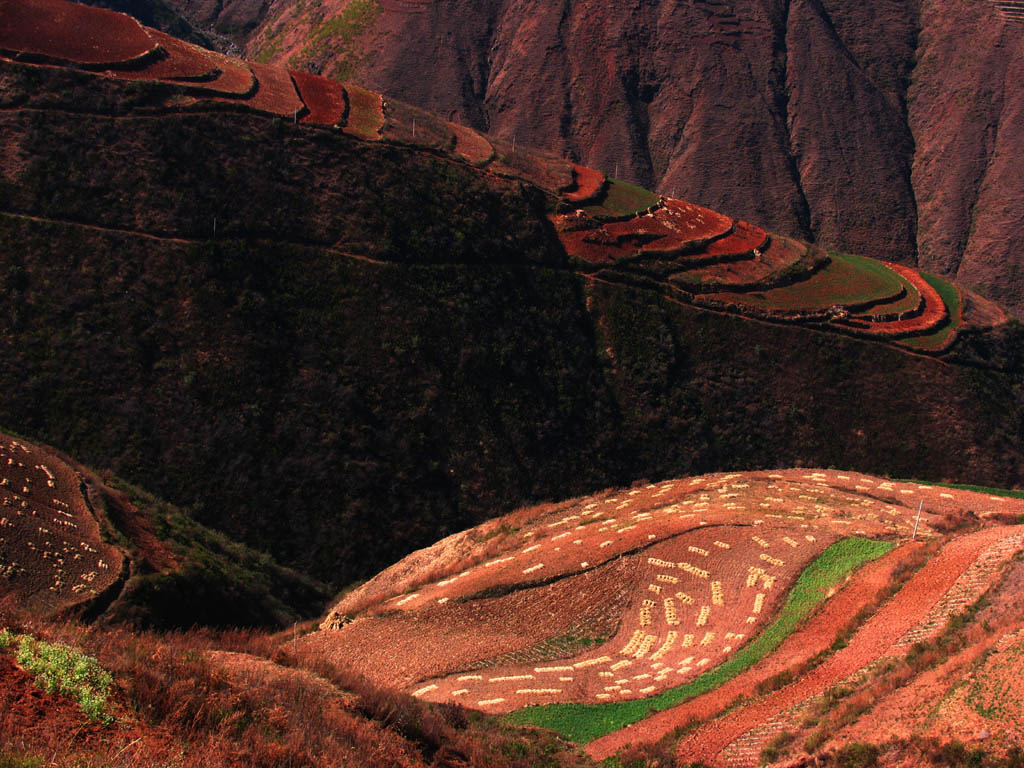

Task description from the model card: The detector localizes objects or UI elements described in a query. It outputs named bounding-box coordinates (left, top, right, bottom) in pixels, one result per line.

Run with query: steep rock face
left=237, top=0, right=1024, bottom=314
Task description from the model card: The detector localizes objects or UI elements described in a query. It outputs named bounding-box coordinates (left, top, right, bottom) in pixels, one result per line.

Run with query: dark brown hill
left=233, top=0, right=1024, bottom=316
left=2, top=1, right=1024, bottom=591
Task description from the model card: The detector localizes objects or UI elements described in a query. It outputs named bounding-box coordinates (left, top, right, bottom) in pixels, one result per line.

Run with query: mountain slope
left=237, top=0, right=1024, bottom=315
left=307, top=467, right=1024, bottom=765
left=2, top=0, right=1024, bottom=592
left=0, top=429, right=330, bottom=628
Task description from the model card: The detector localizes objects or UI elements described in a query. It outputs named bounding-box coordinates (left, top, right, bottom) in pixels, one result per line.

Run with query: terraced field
left=0, top=0, right=1006, bottom=357
left=306, top=468, right=1024, bottom=764
left=0, top=433, right=122, bottom=615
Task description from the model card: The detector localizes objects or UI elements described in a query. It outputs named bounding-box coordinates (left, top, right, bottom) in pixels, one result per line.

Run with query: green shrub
left=804, top=729, right=828, bottom=754
left=0, top=752, right=44, bottom=768
left=834, top=742, right=879, bottom=768
left=760, top=730, right=796, bottom=764
left=11, top=633, right=113, bottom=723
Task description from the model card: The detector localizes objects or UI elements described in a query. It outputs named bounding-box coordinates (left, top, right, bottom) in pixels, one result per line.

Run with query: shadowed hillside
left=2, top=0, right=1024, bottom=592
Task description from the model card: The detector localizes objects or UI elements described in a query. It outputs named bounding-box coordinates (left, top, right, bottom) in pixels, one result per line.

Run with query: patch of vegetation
left=900, top=272, right=961, bottom=351
left=102, top=478, right=332, bottom=630
left=723, top=252, right=905, bottom=311
left=760, top=730, right=796, bottom=764
left=293, top=0, right=380, bottom=74
left=0, top=752, right=43, bottom=768
left=2, top=630, right=113, bottom=723
left=832, top=742, right=879, bottom=768
left=583, top=178, right=661, bottom=219
left=509, top=537, right=894, bottom=742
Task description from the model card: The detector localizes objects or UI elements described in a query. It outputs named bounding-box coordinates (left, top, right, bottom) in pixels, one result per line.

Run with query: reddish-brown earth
left=0, top=433, right=123, bottom=616
left=584, top=541, right=925, bottom=760
left=651, top=527, right=1024, bottom=764
left=313, top=469, right=1024, bottom=725
left=291, top=69, right=346, bottom=125
left=231, top=0, right=1024, bottom=316
left=0, top=0, right=158, bottom=65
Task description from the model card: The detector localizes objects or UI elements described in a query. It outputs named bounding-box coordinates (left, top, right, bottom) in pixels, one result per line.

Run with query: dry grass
left=0, top=600, right=594, bottom=768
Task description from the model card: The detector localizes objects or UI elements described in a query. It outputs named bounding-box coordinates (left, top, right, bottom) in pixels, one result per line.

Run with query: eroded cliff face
left=227, top=0, right=1024, bottom=314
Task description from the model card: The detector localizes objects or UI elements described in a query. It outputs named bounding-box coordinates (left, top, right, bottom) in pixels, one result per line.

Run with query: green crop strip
left=583, top=178, right=661, bottom=219
left=507, top=536, right=894, bottom=743
left=900, top=272, right=961, bottom=351
left=898, top=479, right=1024, bottom=501
left=726, top=252, right=904, bottom=311
left=0, top=629, right=113, bottom=723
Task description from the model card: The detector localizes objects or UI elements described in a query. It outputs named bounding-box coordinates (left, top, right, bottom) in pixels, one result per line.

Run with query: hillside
left=2, top=0, right=1024, bottom=597
left=309, top=469, right=1024, bottom=767
left=0, top=428, right=329, bottom=629
left=4, top=460, right=1024, bottom=767
left=225, top=0, right=1024, bottom=317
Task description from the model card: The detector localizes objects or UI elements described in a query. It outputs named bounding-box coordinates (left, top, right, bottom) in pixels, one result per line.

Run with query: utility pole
left=912, top=500, right=923, bottom=539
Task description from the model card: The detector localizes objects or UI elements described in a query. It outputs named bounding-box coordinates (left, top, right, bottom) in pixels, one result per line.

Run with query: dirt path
left=671, top=526, right=1019, bottom=766
left=584, top=541, right=921, bottom=760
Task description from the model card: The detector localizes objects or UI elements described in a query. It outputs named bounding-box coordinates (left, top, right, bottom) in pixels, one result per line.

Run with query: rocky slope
left=230, top=0, right=1024, bottom=315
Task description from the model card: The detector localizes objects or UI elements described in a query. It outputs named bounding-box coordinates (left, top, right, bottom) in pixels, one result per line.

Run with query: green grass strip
left=1, top=629, right=113, bottom=723
left=898, top=479, right=1024, bottom=500
left=900, top=272, right=962, bottom=351
left=726, top=252, right=904, bottom=311
left=507, top=536, right=894, bottom=743
left=583, top=178, right=661, bottom=219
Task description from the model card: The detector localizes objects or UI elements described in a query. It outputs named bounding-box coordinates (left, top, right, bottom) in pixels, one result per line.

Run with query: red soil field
left=450, top=121, right=495, bottom=165
left=314, top=470, right=1020, bottom=722
left=246, top=61, right=304, bottom=118
left=341, top=82, right=385, bottom=140
left=678, top=235, right=817, bottom=293
left=554, top=199, right=734, bottom=267
left=585, top=541, right=923, bottom=760
left=564, top=164, right=606, bottom=204
left=0, top=0, right=157, bottom=67
left=113, top=29, right=220, bottom=82
left=412, top=526, right=832, bottom=713
left=638, top=199, right=733, bottom=254
left=103, top=29, right=255, bottom=97
left=193, top=51, right=257, bottom=98
left=290, top=69, right=346, bottom=125
left=698, top=221, right=768, bottom=259
left=674, top=525, right=1024, bottom=766
left=0, top=433, right=122, bottom=616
